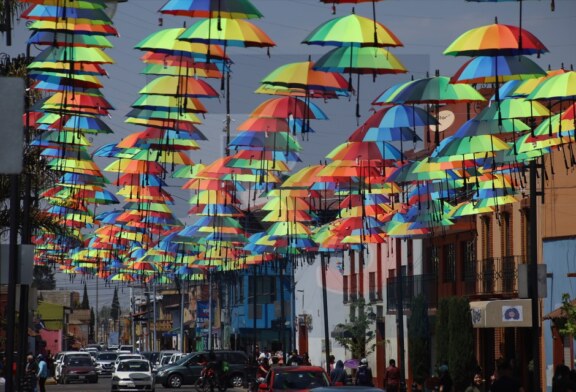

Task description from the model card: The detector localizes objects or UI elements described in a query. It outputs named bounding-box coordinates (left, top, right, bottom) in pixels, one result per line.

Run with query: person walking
left=490, top=360, right=524, bottom=392
left=36, top=354, right=48, bottom=392
left=464, top=372, right=485, bottom=392
left=383, top=359, right=401, bottom=392
left=22, top=354, right=38, bottom=392
left=355, top=358, right=373, bottom=387
left=330, top=360, right=347, bottom=386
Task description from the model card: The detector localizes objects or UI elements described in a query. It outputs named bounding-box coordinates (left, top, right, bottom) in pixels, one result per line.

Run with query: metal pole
left=180, top=283, right=185, bottom=352
left=131, top=287, right=136, bottom=348
left=208, top=271, right=213, bottom=351
left=153, top=282, right=157, bottom=352
left=252, top=266, right=257, bottom=361
left=396, top=239, right=406, bottom=389
left=5, top=174, right=19, bottom=392
left=96, top=275, right=99, bottom=343
left=279, top=262, right=286, bottom=356
left=3, top=0, right=12, bottom=46
left=321, top=253, right=331, bottom=374
left=530, top=159, right=541, bottom=391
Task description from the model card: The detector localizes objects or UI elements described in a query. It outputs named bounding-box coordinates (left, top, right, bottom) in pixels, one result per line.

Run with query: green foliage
left=81, top=283, right=90, bottom=310
left=332, top=297, right=375, bottom=359
left=435, top=298, right=450, bottom=365
left=33, top=265, right=56, bottom=290
left=111, top=287, right=120, bottom=321
left=558, top=293, right=576, bottom=337
left=408, top=294, right=430, bottom=385
left=89, top=307, right=95, bottom=343
left=447, top=297, right=477, bottom=391
left=99, top=305, right=112, bottom=322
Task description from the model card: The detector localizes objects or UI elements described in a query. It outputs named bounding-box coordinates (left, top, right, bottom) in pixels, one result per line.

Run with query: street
left=0, top=377, right=247, bottom=392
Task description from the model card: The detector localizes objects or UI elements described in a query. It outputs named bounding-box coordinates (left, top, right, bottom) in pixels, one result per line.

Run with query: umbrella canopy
left=178, top=18, right=275, bottom=48
left=444, top=22, right=548, bottom=57
left=302, top=13, right=402, bottom=48
left=451, top=55, right=546, bottom=84
left=259, top=60, right=349, bottom=92
left=314, top=46, right=406, bottom=75
left=159, top=0, right=263, bottom=19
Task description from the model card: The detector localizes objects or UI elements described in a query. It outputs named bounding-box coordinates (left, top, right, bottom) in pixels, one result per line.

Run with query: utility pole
left=208, top=270, right=213, bottom=351
left=130, top=287, right=135, bottom=347
left=180, top=282, right=185, bottom=352
left=321, top=253, right=331, bottom=374
left=529, top=158, right=542, bottom=391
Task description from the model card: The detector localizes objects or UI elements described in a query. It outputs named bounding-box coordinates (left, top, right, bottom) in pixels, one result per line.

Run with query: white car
left=114, top=354, right=144, bottom=372
left=111, top=359, right=155, bottom=392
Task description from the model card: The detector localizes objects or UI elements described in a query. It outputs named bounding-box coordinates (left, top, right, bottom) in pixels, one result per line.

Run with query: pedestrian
left=464, top=372, right=485, bottom=392
left=490, top=360, right=524, bottom=392
left=36, top=354, right=48, bottom=392
left=22, top=354, right=37, bottom=392
left=355, top=358, right=373, bottom=387
left=438, top=364, right=453, bottom=392
left=383, top=359, right=401, bottom=392
left=329, top=355, right=335, bottom=372
left=330, top=360, right=347, bottom=386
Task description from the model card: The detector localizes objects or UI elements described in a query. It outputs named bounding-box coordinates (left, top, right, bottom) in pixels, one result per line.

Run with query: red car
left=259, top=366, right=330, bottom=392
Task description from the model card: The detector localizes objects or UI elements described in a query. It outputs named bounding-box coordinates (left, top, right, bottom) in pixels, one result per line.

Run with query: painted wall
left=39, top=329, right=62, bottom=354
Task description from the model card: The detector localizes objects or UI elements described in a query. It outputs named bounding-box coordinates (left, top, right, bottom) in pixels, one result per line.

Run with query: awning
left=470, top=299, right=533, bottom=328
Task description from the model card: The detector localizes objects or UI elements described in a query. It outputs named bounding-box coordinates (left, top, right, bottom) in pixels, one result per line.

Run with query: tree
left=435, top=297, right=450, bottom=366
left=408, top=294, right=431, bottom=386
left=332, top=297, right=376, bottom=359
left=99, top=305, right=112, bottom=322
left=81, top=282, right=90, bottom=310
left=447, top=297, right=477, bottom=391
left=558, top=293, right=576, bottom=337
left=111, top=287, right=120, bottom=322
left=89, top=307, right=95, bottom=343
left=32, top=265, right=56, bottom=290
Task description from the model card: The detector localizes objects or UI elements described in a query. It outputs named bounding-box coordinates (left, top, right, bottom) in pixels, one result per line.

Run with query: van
left=155, top=350, right=254, bottom=389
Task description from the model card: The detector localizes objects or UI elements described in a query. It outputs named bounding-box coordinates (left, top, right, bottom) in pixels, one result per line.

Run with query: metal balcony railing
left=385, top=255, right=526, bottom=313
left=386, top=274, right=438, bottom=312
left=463, top=255, right=526, bottom=297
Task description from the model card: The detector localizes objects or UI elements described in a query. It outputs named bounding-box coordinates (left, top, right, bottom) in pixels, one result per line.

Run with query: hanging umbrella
left=159, top=0, right=263, bottom=19
left=374, top=74, right=485, bottom=144
left=451, top=55, right=546, bottom=84
left=302, top=13, right=402, bottom=48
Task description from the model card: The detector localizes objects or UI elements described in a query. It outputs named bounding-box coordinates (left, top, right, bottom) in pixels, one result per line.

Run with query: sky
left=4, top=0, right=576, bottom=311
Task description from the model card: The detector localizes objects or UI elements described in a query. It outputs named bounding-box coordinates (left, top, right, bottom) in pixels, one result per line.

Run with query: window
left=350, top=273, right=358, bottom=301
left=248, top=276, right=276, bottom=304
left=430, top=246, right=439, bottom=275
left=500, top=212, right=513, bottom=256
left=443, top=244, right=456, bottom=283
left=462, top=239, right=476, bottom=281
left=369, top=272, right=377, bottom=301
left=481, top=216, right=492, bottom=259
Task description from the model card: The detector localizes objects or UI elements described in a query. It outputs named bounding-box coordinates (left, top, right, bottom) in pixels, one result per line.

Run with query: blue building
left=228, top=262, right=294, bottom=356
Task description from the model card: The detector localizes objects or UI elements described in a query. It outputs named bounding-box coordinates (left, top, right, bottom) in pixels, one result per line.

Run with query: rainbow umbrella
left=451, top=55, right=546, bottom=84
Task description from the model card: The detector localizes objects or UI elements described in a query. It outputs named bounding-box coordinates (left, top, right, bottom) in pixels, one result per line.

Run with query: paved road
left=0, top=376, right=246, bottom=392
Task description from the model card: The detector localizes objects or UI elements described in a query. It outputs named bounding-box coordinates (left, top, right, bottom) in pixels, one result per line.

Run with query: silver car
left=111, top=359, right=155, bottom=392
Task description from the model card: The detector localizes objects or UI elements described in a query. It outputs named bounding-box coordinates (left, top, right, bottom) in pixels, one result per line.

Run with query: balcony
left=386, top=274, right=438, bottom=312
left=385, top=255, right=526, bottom=313
left=463, top=255, right=526, bottom=297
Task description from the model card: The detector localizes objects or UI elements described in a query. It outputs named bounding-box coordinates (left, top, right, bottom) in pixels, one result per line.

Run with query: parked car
left=111, top=359, right=155, bottom=392
left=55, top=351, right=93, bottom=383
left=157, top=350, right=180, bottom=367
left=155, top=350, right=254, bottom=389
left=60, top=355, right=99, bottom=384
left=95, top=352, right=119, bottom=375
left=258, top=366, right=330, bottom=392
